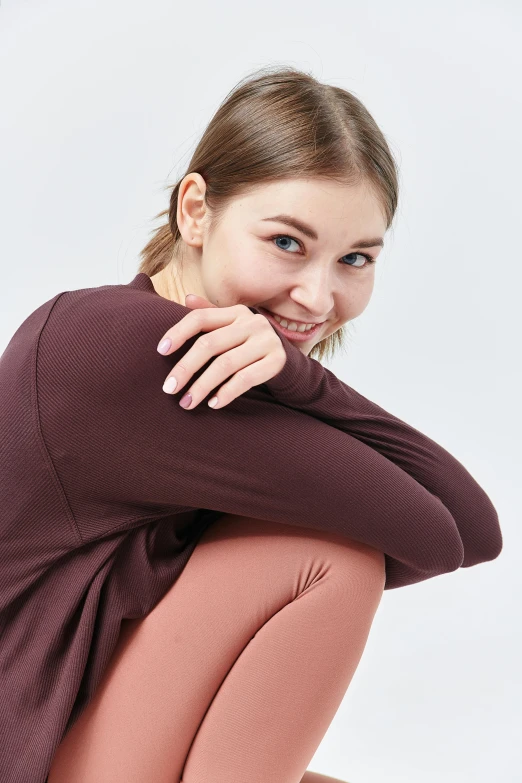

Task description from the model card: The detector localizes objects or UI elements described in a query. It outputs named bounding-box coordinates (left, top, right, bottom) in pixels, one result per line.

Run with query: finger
left=205, top=353, right=283, bottom=410
left=176, top=346, right=278, bottom=411
left=162, top=313, right=278, bottom=400
left=161, top=320, right=253, bottom=397
left=156, top=307, right=237, bottom=356
left=184, top=294, right=217, bottom=309
left=163, top=322, right=270, bottom=405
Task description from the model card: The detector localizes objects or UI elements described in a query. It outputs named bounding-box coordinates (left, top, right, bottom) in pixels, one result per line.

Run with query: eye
left=270, top=234, right=376, bottom=268
left=272, top=234, right=301, bottom=253
left=341, top=251, right=376, bottom=268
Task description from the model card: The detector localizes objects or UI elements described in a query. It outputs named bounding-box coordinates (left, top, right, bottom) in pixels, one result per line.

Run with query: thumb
left=185, top=293, right=217, bottom=308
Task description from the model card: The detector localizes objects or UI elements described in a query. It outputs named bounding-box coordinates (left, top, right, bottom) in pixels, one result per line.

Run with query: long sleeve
left=247, top=304, right=503, bottom=574
left=35, top=282, right=500, bottom=591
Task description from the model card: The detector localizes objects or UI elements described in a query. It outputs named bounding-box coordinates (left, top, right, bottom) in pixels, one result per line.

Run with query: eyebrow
left=260, top=214, right=384, bottom=249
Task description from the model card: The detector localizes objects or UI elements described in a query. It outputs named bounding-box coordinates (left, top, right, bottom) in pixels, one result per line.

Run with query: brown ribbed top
left=0, top=272, right=502, bottom=782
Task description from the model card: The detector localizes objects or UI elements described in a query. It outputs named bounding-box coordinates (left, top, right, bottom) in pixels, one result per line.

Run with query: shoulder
left=53, top=274, right=186, bottom=337
left=37, top=273, right=191, bottom=389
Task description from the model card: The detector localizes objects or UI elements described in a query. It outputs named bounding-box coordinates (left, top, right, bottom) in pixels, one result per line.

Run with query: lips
left=259, top=308, right=324, bottom=342
left=262, top=309, right=323, bottom=326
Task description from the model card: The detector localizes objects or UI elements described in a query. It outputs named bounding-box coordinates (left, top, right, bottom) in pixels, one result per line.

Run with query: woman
left=0, top=67, right=502, bottom=783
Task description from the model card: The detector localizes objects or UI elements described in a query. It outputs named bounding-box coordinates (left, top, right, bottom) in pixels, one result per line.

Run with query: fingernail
left=163, top=376, right=178, bottom=394
left=179, top=392, right=192, bottom=408
left=157, top=338, right=172, bottom=354
left=208, top=397, right=218, bottom=408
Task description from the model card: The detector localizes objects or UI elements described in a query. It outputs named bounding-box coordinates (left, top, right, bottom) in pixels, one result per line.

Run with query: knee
left=319, top=533, right=386, bottom=607
left=211, top=513, right=386, bottom=603
left=335, top=536, right=386, bottom=589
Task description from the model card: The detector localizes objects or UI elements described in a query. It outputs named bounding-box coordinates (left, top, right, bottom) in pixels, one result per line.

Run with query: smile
left=259, top=309, right=324, bottom=342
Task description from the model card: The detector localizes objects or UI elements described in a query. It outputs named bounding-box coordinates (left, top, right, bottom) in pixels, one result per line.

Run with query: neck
left=150, top=261, right=185, bottom=305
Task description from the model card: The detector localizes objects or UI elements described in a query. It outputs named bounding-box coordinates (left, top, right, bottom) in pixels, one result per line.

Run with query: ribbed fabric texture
left=0, top=272, right=502, bottom=782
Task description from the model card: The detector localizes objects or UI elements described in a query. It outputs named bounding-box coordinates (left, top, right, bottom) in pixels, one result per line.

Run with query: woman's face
left=152, top=174, right=387, bottom=356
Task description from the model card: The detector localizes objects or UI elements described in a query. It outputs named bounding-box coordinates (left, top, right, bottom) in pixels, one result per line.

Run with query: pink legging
left=48, top=513, right=386, bottom=783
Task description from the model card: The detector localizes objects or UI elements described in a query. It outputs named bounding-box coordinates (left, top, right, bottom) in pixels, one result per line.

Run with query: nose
left=288, top=271, right=335, bottom=322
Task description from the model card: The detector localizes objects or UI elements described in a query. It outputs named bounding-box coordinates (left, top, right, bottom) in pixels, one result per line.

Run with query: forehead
left=234, top=177, right=387, bottom=233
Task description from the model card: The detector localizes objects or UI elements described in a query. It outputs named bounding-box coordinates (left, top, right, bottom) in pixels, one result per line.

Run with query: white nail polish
left=163, top=377, right=178, bottom=394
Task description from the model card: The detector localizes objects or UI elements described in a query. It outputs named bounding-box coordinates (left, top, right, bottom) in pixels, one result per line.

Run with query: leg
left=301, top=774, right=352, bottom=783
left=49, top=514, right=385, bottom=783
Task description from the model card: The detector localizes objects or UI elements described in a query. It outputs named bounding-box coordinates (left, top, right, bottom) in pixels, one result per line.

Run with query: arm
left=37, top=287, right=470, bottom=591
left=247, top=305, right=503, bottom=570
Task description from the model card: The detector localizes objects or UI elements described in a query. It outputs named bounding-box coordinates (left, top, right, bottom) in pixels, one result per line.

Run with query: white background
left=1, top=1, right=520, bottom=781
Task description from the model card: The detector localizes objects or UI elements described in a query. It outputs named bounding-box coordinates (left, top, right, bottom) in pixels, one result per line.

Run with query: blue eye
left=271, top=234, right=376, bottom=268
left=273, top=235, right=301, bottom=253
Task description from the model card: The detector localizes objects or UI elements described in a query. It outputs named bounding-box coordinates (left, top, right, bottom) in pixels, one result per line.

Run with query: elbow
left=441, top=529, right=466, bottom=575
left=427, top=461, right=504, bottom=569
left=460, top=488, right=504, bottom=568
left=421, top=502, right=465, bottom=577
left=461, top=511, right=503, bottom=568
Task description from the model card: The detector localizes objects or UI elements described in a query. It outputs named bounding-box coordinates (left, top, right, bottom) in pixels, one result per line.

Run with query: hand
left=156, top=294, right=287, bottom=410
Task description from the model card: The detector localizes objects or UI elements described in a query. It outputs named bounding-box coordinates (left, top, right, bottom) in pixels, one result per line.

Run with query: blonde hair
left=139, top=65, right=399, bottom=363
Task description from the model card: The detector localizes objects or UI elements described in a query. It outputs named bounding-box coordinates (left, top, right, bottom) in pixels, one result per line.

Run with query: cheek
left=345, top=275, right=375, bottom=318
left=362, top=278, right=376, bottom=308
left=205, top=250, right=276, bottom=307
left=228, top=256, right=280, bottom=305
left=316, top=278, right=375, bottom=343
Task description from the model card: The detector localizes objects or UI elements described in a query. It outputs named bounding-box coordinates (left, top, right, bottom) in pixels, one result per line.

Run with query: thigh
left=49, top=514, right=385, bottom=783
left=301, top=774, right=352, bottom=783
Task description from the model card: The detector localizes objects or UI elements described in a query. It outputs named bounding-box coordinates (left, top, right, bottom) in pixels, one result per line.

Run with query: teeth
left=272, top=313, right=315, bottom=331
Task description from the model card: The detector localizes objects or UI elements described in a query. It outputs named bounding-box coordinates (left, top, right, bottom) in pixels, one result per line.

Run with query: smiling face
left=151, top=173, right=388, bottom=356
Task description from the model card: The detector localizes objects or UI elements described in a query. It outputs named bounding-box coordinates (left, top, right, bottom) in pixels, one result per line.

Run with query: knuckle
left=182, top=311, right=199, bottom=329
left=273, top=348, right=286, bottom=371
left=253, top=313, right=269, bottom=328
left=234, top=368, right=249, bottom=385
left=217, top=352, right=234, bottom=370
left=198, top=333, right=214, bottom=351
left=268, top=332, right=284, bottom=354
